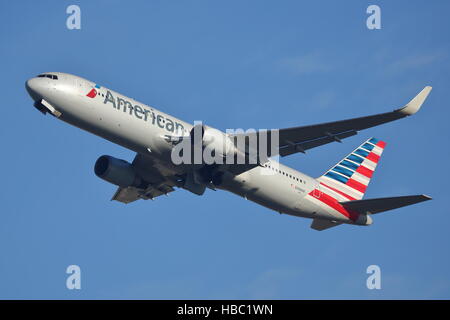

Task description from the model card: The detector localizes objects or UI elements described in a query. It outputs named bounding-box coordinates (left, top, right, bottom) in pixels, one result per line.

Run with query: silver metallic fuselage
left=26, top=72, right=358, bottom=225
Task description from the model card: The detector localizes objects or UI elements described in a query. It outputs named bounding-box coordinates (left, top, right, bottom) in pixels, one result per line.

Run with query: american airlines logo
left=86, top=84, right=100, bottom=98
left=101, top=89, right=277, bottom=166
left=102, top=90, right=185, bottom=134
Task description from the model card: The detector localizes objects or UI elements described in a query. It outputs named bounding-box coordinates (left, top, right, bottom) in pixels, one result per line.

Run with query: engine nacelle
left=94, top=155, right=142, bottom=187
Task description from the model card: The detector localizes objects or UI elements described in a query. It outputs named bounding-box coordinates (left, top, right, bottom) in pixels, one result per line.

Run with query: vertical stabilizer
left=317, top=137, right=386, bottom=201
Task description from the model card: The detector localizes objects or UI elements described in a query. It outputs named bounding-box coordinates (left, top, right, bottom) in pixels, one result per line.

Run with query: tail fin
left=317, top=137, right=386, bottom=201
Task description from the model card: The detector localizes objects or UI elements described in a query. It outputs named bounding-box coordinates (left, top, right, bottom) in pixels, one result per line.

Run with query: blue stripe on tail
left=340, top=160, right=359, bottom=171
left=354, top=148, right=370, bottom=158
left=347, top=154, right=364, bottom=164
left=325, top=171, right=349, bottom=184
left=332, top=165, right=354, bottom=177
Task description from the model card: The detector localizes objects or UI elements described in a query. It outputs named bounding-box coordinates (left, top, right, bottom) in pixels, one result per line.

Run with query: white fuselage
left=26, top=72, right=365, bottom=226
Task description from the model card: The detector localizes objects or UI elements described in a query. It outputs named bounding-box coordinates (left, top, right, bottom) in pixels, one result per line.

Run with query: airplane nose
left=25, top=78, right=42, bottom=101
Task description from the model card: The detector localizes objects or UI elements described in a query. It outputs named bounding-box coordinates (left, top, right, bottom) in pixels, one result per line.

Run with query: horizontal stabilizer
left=340, top=195, right=432, bottom=215
left=310, top=219, right=342, bottom=231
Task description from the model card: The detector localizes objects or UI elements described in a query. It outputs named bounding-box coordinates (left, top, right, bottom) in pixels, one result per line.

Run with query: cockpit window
left=37, top=74, right=58, bottom=80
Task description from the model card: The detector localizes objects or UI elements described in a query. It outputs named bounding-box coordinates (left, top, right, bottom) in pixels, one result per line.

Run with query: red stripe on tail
left=346, top=178, right=367, bottom=193
left=376, top=141, right=387, bottom=149
left=320, top=182, right=356, bottom=201
left=366, top=152, right=380, bottom=163
left=308, top=189, right=359, bottom=221
left=356, top=165, right=373, bottom=178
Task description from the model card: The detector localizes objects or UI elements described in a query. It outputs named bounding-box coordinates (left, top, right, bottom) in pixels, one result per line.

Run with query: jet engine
left=94, top=155, right=143, bottom=188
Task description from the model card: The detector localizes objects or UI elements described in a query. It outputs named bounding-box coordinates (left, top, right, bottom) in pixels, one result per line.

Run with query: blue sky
left=0, top=0, right=449, bottom=299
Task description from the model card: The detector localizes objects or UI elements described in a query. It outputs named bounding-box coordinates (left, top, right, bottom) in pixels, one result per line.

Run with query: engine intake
left=94, top=155, right=142, bottom=188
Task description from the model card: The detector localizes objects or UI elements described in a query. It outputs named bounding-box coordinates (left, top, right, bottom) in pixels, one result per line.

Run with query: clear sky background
left=0, top=0, right=449, bottom=299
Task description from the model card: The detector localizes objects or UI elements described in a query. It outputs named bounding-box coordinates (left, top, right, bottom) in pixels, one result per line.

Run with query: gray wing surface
left=231, top=86, right=431, bottom=157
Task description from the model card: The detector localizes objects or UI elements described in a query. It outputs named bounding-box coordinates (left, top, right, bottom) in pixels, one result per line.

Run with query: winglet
left=397, top=86, right=432, bottom=116
left=421, top=194, right=433, bottom=201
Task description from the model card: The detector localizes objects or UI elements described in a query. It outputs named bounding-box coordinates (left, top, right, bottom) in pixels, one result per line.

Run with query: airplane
left=25, top=72, right=432, bottom=231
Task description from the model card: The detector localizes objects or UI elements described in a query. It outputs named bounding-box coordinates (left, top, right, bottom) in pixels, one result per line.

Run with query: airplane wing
left=231, top=86, right=432, bottom=157
left=339, top=194, right=432, bottom=215
left=112, top=153, right=180, bottom=203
